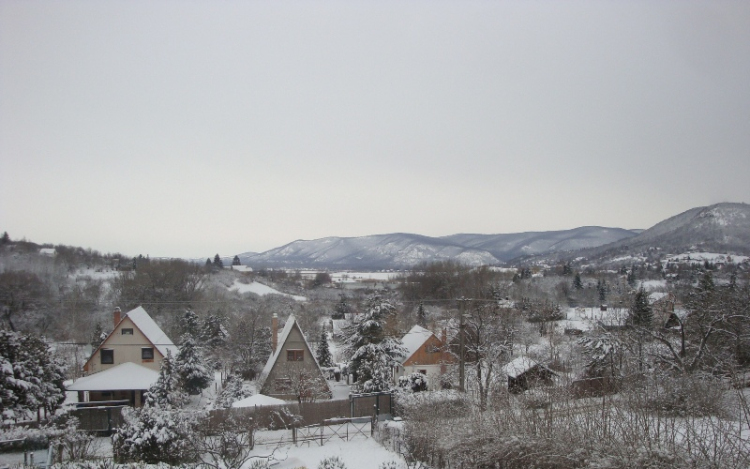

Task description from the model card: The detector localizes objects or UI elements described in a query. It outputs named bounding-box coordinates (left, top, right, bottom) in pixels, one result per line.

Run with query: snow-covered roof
left=502, top=356, right=548, bottom=379
left=67, top=362, right=159, bottom=391
left=231, top=394, right=286, bottom=408
left=125, top=306, right=178, bottom=358
left=401, top=325, right=435, bottom=364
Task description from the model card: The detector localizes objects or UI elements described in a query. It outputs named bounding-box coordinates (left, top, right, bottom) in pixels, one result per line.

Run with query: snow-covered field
left=228, top=279, right=307, bottom=302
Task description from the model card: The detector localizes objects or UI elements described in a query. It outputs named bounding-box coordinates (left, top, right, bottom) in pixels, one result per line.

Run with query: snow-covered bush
left=397, top=372, right=427, bottom=393
left=49, top=416, right=97, bottom=462
left=213, top=373, right=251, bottom=408
left=112, top=406, right=197, bottom=465
left=318, top=456, right=347, bottom=469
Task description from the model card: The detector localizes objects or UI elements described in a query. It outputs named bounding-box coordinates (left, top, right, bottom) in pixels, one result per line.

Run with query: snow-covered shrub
left=397, top=372, right=427, bottom=393
left=194, top=411, right=257, bottom=469
left=0, top=424, right=49, bottom=451
left=378, top=462, right=405, bottom=469
left=49, top=416, right=97, bottom=462
left=318, top=456, right=347, bottom=469
left=213, top=373, right=251, bottom=408
left=112, top=406, right=197, bottom=465
left=247, top=460, right=271, bottom=469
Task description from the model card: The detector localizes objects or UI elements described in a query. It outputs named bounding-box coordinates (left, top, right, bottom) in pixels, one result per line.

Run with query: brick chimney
left=113, top=307, right=122, bottom=328
left=272, top=313, right=278, bottom=352
left=441, top=328, right=447, bottom=345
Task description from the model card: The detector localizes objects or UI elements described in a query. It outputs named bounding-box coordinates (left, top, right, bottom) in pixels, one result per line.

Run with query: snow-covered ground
left=663, top=252, right=749, bottom=265
left=228, top=279, right=307, bottom=302
left=557, top=306, right=631, bottom=332
left=249, top=431, right=403, bottom=469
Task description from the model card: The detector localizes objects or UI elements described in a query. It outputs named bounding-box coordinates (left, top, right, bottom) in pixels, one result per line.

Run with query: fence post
left=292, top=426, right=297, bottom=445
left=320, top=423, right=324, bottom=446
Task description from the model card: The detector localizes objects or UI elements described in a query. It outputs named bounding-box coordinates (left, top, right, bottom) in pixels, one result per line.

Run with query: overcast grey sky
left=1, top=1, right=749, bottom=258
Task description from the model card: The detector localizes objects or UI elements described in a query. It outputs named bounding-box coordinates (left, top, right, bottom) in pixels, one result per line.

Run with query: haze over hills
left=235, top=227, right=641, bottom=270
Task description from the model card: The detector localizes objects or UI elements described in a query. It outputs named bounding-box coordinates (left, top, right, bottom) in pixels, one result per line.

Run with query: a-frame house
left=257, top=314, right=331, bottom=401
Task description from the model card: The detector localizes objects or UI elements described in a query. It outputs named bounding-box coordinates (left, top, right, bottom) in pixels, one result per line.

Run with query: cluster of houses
left=68, top=306, right=557, bottom=408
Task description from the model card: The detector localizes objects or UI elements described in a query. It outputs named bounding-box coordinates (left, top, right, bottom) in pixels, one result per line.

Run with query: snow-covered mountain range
left=235, top=227, right=640, bottom=269
left=526, top=203, right=750, bottom=266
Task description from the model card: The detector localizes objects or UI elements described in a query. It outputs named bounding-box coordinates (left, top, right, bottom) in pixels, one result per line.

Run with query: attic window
left=101, top=349, right=114, bottom=364
left=287, top=350, right=304, bottom=361
left=122, top=328, right=134, bottom=335
left=141, top=348, right=154, bottom=360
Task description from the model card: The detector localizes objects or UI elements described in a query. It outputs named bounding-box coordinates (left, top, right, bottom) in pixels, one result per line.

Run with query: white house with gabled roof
left=83, top=306, right=178, bottom=375
left=71, top=306, right=179, bottom=407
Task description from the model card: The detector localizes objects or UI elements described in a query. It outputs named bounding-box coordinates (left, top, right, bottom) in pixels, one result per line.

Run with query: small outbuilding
left=502, top=357, right=558, bottom=394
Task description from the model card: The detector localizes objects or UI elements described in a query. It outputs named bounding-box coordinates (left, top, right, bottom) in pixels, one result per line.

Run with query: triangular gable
left=83, top=306, right=177, bottom=372
left=258, top=315, right=330, bottom=395
left=126, top=306, right=178, bottom=357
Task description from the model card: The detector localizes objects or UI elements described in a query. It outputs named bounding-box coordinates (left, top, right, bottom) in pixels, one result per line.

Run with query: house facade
left=71, top=306, right=179, bottom=407
left=258, top=314, right=331, bottom=401
left=83, top=306, right=178, bottom=375
left=397, top=325, right=454, bottom=391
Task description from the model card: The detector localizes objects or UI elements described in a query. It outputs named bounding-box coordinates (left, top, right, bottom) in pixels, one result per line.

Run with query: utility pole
left=458, top=297, right=466, bottom=392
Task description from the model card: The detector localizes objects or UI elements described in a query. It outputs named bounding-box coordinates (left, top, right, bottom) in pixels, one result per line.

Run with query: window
left=141, top=348, right=154, bottom=360
left=101, top=349, right=114, bottom=364
left=274, top=378, right=292, bottom=391
left=419, top=369, right=427, bottom=375
left=121, top=328, right=134, bottom=335
left=287, top=349, right=304, bottom=361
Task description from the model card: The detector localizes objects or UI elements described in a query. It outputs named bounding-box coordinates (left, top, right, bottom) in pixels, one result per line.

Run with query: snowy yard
left=228, top=279, right=307, bottom=302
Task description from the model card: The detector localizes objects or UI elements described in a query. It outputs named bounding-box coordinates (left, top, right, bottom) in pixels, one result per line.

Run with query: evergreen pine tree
left=213, top=254, right=223, bottom=269
left=176, top=334, right=213, bottom=395
left=597, top=279, right=608, bottom=303
left=316, top=330, right=333, bottom=368
left=344, top=296, right=406, bottom=392
left=205, top=258, right=212, bottom=268
left=90, top=323, right=105, bottom=350
left=630, top=286, right=653, bottom=328
left=232, top=255, right=241, bottom=266
left=416, top=301, right=427, bottom=327
left=573, top=272, right=584, bottom=290
left=0, top=232, right=9, bottom=245
left=145, top=350, right=186, bottom=409
left=180, top=310, right=201, bottom=338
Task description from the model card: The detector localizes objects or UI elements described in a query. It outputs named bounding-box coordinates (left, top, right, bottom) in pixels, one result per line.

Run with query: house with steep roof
left=71, top=306, right=179, bottom=406
left=83, top=306, right=178, bottom=375
left=396, top=325, right=454, bottom=391
left=257, top=314, right=331, bottom=402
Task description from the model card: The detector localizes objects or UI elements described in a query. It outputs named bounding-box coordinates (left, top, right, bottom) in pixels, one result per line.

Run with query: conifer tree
left=416, top=301, right=427, bottom=327
left=213, top=254, right=223, bottom=269
left=232, top=255, right=241, bottom=266
left=344, top=296, right=406, bottom=392
left=573, top=272, right=584, bottom=290
left=176, top=334, right=213, bottom=395
left=145, top=350, right=186, bottom=409
left=180, top=310, right=201, bottom=338
left=630, top=286, right=653, bottom=328
left=316, top=330, right=333, bottom=368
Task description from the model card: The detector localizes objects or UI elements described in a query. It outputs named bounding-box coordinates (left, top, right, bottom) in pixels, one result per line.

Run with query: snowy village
left=1, top=207, right=750, bottom=469
left=3, top=1, right=750, bottom=468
